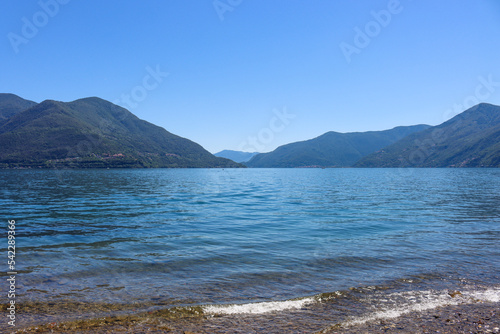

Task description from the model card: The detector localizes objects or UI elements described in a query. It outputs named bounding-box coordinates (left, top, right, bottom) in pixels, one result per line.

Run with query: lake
left=1, top=168, right=499, bottom=331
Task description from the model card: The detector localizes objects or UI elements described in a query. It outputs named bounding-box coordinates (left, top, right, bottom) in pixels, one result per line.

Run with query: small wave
left=345, top=287, right=500, bottom=326
left=203, top=297, right=316, bottom=315
left=463, top=287, right=500, bottom=303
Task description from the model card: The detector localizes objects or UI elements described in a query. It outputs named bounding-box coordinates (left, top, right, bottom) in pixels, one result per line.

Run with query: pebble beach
left=9, top=299, right=500, bottom=333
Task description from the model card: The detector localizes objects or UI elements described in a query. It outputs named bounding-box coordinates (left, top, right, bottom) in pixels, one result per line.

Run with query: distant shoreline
left=1, top=165, right=499, bottom=169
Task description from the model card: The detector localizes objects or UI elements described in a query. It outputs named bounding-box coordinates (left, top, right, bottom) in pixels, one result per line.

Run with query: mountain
left=245, top=125, right=430, bottom=168
left=214, top=150, right=259, bottom=163
left=0, top=96, right=243, bottom=168
left=355, top=103, right=500, bottom=167
left=0, top=93, right=37, bottom=123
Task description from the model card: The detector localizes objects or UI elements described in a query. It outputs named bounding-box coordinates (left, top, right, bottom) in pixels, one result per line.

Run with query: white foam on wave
left=203, top=297, right=315, bottom=315
left=345, top=287, right=500, bottom=326
left=463, top=287, right=500, bottom=303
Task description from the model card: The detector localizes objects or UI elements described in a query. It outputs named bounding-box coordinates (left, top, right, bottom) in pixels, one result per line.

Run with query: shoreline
left=7, top=299, right=499, bottom=333
left=4, top=276, right=499, bottom=333
left=319, top=301, right=500, bottom=334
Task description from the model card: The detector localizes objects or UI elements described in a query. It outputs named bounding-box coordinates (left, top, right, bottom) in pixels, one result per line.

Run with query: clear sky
left=1, top=1, right=500, bottom=153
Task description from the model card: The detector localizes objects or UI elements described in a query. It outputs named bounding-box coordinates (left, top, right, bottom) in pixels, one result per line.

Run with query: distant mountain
left=0, top=95, right=243, bottom=168
left=245, top=125, right=430, bottom=168
left=214, top=150, right=259, bottom=163
left=355, top=103, right=500, bottom=167
left=0, top=93, right=36, bottom=123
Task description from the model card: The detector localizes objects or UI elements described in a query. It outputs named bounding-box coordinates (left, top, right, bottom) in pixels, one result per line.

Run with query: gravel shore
left=320, top=301, right=500, bottom=334
left=12, top=301, right=500, bottom=333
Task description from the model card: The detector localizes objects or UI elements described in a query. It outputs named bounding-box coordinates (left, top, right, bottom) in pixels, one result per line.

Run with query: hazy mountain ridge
left=2, top=94, right=498, bottom=169
left=214, top=150, right=259, bottom=163
left=355, top=103, right=500, bottom=167
left=245, top=124, right=431, bottom=168
left=0, top=94, right=242, bottom=168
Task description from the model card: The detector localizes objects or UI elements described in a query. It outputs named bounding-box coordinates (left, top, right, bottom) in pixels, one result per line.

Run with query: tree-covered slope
left=0, top=93, right=37, bottom=123
left=0, top=96, right=242, bottom=168
left=354, top=103, right=500, bottom=167
left=245, top=125, right=430, bottom=168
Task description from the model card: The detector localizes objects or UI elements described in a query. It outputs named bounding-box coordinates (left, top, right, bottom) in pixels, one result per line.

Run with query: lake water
left=1, top=168, right=500, bottom=331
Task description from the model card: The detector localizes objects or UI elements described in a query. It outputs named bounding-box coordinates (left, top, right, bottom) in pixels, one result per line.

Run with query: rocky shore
left=10, top=300, right=500, bottom=333
left=320, top=301, right=500, bottom=334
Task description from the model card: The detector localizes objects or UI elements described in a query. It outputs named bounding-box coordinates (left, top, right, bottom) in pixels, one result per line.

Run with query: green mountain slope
left=354, top=103, right=500, bottom=167
left=0, top=93, right=37, bottom=123
left=0, top=96, right=242, bottom=168
left=245, top=125, right=430, bottom=168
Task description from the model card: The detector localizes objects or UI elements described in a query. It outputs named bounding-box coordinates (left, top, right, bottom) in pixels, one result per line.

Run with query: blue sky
left=1, top=1, right=500, bottom=153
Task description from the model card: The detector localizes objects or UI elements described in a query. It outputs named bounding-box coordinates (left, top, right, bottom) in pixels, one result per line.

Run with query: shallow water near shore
left=1, top=168, right=499, bottom=331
